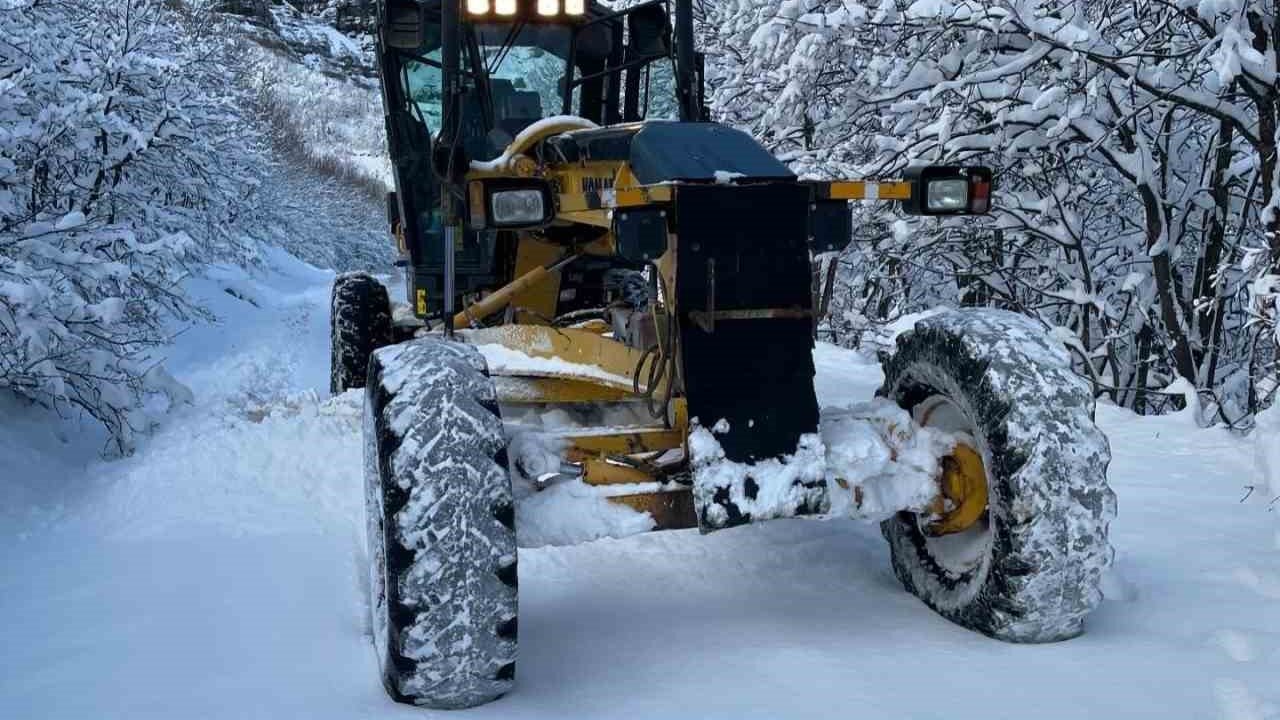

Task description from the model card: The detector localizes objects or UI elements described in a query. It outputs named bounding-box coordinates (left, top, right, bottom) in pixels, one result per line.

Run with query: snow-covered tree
left=0, top=0, right=265, bottom=451
left=709, top=0, right=1280, bottom=420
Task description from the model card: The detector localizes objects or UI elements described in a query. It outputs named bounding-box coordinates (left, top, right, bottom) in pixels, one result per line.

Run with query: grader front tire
left=364, top=339, right=518, bottom=708
left=878, top=309, right=1116, bottom=643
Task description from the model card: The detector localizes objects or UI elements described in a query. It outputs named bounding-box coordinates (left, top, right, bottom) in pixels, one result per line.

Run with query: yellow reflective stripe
left=614, top=186, right=672, bottom=207
left=826, top=180, right=912, bottom=201
left=556, top=186, right=673, bottom=214
left=557, top=193, right=594, bottom=213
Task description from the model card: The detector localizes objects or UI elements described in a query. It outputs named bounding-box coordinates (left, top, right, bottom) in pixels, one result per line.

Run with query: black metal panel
left=810, top=199, right=852, bottom=253
left=411, top=225, right=503, bottom=318
left=630, top=123, right=794, bottom=184
left=675, top=183, right=818, bottom=466
left=541, top=122, right=793, bottom=184
left=614, top=208, right=668, bottom=262
left=542, top=124, right=643, bottom=163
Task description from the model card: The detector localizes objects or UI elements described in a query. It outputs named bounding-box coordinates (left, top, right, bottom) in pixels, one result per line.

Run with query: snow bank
left=517, top=479, right=658, bottom=547
left=1258, top=404, right=1280, bottom=548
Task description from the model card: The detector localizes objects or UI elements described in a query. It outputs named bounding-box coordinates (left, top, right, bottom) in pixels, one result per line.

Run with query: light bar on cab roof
left=464, top=0, right=583, bottom=17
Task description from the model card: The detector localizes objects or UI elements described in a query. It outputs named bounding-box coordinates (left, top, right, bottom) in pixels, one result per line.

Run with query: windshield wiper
left=487, top=19, right=527, bottom=75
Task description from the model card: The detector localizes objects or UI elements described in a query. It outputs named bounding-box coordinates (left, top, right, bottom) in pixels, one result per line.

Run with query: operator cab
left=383, top=0, right=688, bottom=164
left=377, top=0, right=701, bottom=317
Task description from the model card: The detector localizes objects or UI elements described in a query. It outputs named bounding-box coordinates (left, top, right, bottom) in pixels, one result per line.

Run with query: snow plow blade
left=609, top=490, right=698, bottom=531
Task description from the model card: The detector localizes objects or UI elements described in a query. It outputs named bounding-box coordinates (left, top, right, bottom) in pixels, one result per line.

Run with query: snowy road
left=2, top=253, right=1278, bottom=719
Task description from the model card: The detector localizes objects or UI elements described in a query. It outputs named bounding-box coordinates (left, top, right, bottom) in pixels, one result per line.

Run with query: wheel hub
left=926, top=443, right=989, bottom=536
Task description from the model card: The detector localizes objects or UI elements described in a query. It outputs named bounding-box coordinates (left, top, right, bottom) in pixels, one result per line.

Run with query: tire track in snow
left=1233, top=565, right=1280, bottom=600
left=1211, top=629, right=1259, bottom=663
left=1213, top=679, right=1269, bottom=720
left=1210, top=565, right=1280, bottom=718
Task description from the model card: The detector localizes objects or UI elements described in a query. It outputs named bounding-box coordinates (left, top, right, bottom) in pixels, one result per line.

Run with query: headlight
left=491, top=189, right=546, bottom=224
left=901, top=165, right=994, bottom=216
left=926, top=179, right=969, bottom=211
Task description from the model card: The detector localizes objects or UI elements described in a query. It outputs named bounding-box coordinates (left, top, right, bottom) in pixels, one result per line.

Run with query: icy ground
left=2, top=251, right=1279, bottom=720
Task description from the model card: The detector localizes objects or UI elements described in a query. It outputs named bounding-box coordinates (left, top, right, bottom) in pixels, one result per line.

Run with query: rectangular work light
left=467, top=179, right=556, bottom=229
left=901, top=166, right=993, bottom=216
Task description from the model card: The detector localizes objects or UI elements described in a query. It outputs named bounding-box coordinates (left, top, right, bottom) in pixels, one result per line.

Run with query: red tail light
left=969, top=174, right=991, bottom=214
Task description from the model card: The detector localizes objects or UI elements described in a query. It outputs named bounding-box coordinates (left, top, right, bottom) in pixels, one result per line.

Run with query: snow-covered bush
left=2, top=0, right=393, bottom=451
left=0, top=0, right=262, bottom=451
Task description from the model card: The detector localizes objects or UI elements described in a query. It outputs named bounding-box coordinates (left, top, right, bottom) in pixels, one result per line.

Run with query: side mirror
left=901, top=165, right=993, bottom=216
left=628, top=3, right=673, bottom=58
left=432, top=141, right=469, bottom=183
left=383, top=0, right=424, bottom=50
left=386, top=191, right=400, bottom=228
left=466, top=178, right=556, bottom=230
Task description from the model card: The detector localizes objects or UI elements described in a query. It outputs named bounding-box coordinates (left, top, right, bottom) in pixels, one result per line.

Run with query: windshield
left=401, top=24, right=572, bottom=162
left=403, top=51, right=444, bottom=132
left=637, top=57, right=679, bottom=121
left=475, top=24, right=570, bottom=119
left=398, top=16, right=682, bottom=162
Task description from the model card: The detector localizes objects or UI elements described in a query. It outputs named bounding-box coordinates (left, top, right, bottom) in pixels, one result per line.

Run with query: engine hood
left=543, top=121, right=795, bottom=185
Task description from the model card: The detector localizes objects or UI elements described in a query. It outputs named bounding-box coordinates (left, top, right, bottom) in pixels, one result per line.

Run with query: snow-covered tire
left=878, top=309, right=1116, bottom=642
left=331, top=272, right=392, bottom=394
left=364, top=338, right=518, bottom=708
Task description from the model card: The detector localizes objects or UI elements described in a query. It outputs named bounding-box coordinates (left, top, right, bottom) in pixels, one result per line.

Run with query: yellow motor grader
left=331, top=0, right=1116, bottom=708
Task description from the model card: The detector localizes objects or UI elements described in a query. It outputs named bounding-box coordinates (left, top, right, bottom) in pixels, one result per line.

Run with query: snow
left=507, top=430, right=568, bottom=485
left=1257, top=403, right=1280, bottom=549
left=517, top=480, right=658, bottom=547
left=469, top=116, right=599, bottom=171
left=53, top=210, right=84, bottom=230
left=2, top=248, right=1280, bottom=719
left=691, top=424, right=828, bottom=526
left=690, top=398, right=955, bottom=524
left=475, top=342, right=634, bottom=387
left=821, top=400, right=957, bottom=519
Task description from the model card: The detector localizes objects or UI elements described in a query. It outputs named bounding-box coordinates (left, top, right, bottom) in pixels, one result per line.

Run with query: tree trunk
left=1140, top=185, right=1197, bottom=383
left=1134, top=322, right=1155, bottom=415
left=1194, top=117, right=1235, bottom=387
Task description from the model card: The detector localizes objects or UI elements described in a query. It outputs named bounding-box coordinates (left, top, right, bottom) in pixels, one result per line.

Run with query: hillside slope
left=226, top=0, right=394, bottom=273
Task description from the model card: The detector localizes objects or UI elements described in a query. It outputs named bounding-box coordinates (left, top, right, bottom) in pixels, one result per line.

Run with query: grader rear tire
left=330, top=272, right=392, bottom=394
left=364, top=339, right=518, bottom=708
left=878, top=309, right=1116, bottom=642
